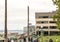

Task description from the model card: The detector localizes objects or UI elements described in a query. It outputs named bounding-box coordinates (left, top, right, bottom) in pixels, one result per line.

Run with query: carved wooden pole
left=27, top=6, right=29, bottom=42
left=4, top=0, right=8, bottom=42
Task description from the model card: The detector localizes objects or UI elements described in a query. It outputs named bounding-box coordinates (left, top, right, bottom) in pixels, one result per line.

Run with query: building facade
left=24, top=24, right=35, bottom=35
left=35, top=11, right=60, bottom=36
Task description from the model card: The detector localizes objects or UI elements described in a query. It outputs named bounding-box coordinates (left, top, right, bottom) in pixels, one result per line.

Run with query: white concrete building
left=35, top=11, right=60, bottom=36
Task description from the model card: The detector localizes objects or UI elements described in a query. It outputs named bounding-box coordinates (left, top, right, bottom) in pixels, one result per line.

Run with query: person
left=11, top=39, right=14, bottom=42
left=28, top=36, right=33, bottom=42
left=31, top=37, right=33, bottom=42
left=8, top=39, right=10, bottom=42
left=36, top=38, right=38, bottom=42
left=28, top=37, right=30, bottom=42
left=56, top=38, right=58, bottom=42
left=37, top=37, right=40, bottom=42
left=23, top=37, right=26, bottom=42
left=49, top=39, right=53, bottom=42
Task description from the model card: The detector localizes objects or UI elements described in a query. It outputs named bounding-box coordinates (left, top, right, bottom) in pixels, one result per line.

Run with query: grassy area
left=42, top=36, right=60, bottom=42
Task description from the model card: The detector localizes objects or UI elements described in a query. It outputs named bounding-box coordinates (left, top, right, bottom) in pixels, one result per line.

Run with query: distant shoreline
left=0, top=30, right=24, bottom=34
left=0, top=30, right=23, bottom=31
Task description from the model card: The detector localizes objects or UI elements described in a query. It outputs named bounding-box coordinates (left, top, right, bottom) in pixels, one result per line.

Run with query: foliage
left=0, top=34, right=3, bottom=37
left=52, top=0, right=60, bottom=29
left=43, top=36, right=60, bottom=42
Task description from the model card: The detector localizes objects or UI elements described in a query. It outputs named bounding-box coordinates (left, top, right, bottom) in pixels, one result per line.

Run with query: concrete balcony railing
left=36, top=24, right=57, bottom=26
left=36, top=18, right=54, bottom=21
left=37, top=29, right=60, bottom=31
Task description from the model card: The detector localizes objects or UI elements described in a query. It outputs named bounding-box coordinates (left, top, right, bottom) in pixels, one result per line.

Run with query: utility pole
left=27, top=6, right=29, bottom=42
left=4, top=0, right=8, bottom=42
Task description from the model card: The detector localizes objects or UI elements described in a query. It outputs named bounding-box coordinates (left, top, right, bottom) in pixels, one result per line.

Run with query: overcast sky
left=0, top=0, right=56, bottom=30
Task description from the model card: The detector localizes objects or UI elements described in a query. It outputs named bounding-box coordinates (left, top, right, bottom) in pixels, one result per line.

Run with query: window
left=43, top=26, right=48, bottom=29
left=50, top=26, right=57, bottom=29
left=36, top=21, right=40, bottom=24
left=49, top=21, right=56, bottom=23
left=39, top=16, right=42, bottom=18
left=41, top=21, right=48, bottom=23
left=36, top=21, right=48, bottom=24
left=42, top=16, right=48, bottom=18
left=38, top=16, right=49, bottom=18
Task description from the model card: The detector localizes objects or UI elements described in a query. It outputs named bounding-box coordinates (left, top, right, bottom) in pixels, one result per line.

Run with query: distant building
left=24, top=24, right=35, bottom=35
left=35, top=11, right=60, bottom=36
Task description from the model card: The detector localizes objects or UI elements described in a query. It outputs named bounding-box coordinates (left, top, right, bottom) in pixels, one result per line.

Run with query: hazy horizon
left=0, top=0, right=56, bottom=30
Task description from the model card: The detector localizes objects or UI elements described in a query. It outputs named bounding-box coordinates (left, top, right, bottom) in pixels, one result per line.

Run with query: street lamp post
left=41, top=26, right=43, bottom=42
